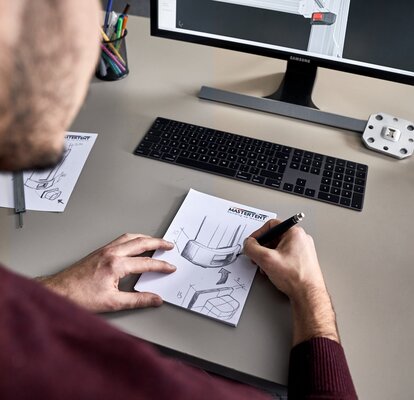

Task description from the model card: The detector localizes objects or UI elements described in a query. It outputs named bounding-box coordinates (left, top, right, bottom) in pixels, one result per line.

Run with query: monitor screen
left=153, top=1, right=414, bottom=130
left=155, top=0, right=414, bottom=85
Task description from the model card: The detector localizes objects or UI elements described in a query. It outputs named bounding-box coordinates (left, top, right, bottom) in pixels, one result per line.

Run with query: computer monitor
left=152, top=1, right=414, bottom=132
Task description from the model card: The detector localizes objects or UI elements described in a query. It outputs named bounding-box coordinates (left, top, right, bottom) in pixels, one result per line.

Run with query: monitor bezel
left=150, top=0, right=414, bottom=86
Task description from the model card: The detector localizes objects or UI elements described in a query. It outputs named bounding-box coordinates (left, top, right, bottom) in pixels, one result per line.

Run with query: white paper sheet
left=0, top=132, right=97, bottom=212
left=135, top=189, right=276, bottom=326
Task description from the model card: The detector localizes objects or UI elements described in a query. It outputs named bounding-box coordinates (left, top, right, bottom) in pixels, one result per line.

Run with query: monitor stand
left=198, top=60, right=367, bottom=133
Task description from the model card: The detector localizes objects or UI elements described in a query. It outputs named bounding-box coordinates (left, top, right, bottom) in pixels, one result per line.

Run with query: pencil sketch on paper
left=180, top=284, right=243, bottom=321
left=24, top=146, right=72, bottom=201
left=174, top=216, right=247, bottom=269
left=134, top=189, right=277, bottom=326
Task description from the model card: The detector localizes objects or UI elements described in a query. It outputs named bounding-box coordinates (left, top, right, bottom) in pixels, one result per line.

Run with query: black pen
left=13, top=171, right=26, bottom=228
left=256, top=212, right=305, bottom=245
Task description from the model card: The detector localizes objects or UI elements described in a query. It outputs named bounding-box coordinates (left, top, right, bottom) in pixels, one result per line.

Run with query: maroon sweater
left=0, top=266, right=357, bottom=399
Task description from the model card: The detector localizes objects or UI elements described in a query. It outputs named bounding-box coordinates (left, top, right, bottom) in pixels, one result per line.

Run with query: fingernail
left=152, top=296, right=163, bottom=307
left=169, top=264, right=177, bottom=271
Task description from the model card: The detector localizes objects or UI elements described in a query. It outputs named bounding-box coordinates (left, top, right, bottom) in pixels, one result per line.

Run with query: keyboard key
left=355, top=178, right=365, bottom=186
left=294, top=186, right=304, bottom=194
left=323, top=170, right=333, bottom=178
left=356, top=171, right=366, bottom=179
left=260, top=170, right=283, bottom=180
left=162, top=154, right=177, bottom=162
left=320, top=184, right=330, bottom=192
left=332, top=180, right=342, bottom=188
left=321, top=177, right=331, bottom=185
left=283, top=183, right=293, bottom=191
left=305, top=189, right=316, bottom=197
left=177, top=157, right=237, bottom=177
left=290, top=162, right=299, bottom=169
left=296, top=178, right=306, bottom=187
left=310, top=167, right=320, bottom=175
left=236, top=171, right=252, bottom=181
left=341, top=190, right=352, bottom=198
left=150, top=151, right=162, bottom=158
left=330, top=187, right=341, bottom=195
left=340, top=197, right=351, bottom=207
left=265, top=179, right=281, bottom=188
left=300, top=165, right=310, bottom=172
left=354, top=185, right=365, bottom=194
left=351, top=193, right=363, bottom=210
left=144, top=135, right=161, bottom=144
left=134, top=147, right=151, bottom=156
left=318, top=192, right=339, bottom=203
left=252, top=175, right=265, bottom=184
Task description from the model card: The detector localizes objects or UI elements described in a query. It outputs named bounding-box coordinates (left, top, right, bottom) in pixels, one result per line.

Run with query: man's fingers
left=120, top=257, right=176, bottom=276
left=114, top=292, right=163, bottom=310
left=106, top=233, right=152, bottom=247
left=243, top=236, right=282, bottom=270
left=249, top=219, right=283, bottom=240
left=113, top=237, right=174, bottom=257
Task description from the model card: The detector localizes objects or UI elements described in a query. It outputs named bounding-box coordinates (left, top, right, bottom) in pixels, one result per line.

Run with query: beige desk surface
left=1, top=16, right=414, bottom=399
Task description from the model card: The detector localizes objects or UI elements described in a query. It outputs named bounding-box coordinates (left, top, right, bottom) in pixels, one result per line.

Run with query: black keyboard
left=134, top=118, right=368, bottom=211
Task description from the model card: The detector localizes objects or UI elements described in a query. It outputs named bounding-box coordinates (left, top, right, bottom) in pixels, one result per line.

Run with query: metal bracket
left=362, top=113, right=414, bottom=159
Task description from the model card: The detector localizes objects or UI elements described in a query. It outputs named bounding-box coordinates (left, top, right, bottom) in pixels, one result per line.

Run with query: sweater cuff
left=288, top=337, right=357, bottom=399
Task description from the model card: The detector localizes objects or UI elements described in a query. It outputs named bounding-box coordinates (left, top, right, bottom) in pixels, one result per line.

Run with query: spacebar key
left=177, top=157, right=237, bottom=177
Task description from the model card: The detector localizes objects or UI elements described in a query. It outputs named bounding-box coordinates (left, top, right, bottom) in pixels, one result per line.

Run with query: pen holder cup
left=96, top=30, right=129, bottom=81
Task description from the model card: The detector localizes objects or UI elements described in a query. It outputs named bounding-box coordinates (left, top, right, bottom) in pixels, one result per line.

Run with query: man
left=0, top=0, right=357, bottom=398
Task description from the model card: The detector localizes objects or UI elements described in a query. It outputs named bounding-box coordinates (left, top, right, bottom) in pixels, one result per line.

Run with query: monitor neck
left=198, top=60, right=367, bottom=133
left=265, top=60, right=318, bottom=109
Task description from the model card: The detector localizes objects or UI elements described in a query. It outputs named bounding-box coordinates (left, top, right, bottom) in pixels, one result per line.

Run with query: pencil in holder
left=96, top=30, right=129, bottom=81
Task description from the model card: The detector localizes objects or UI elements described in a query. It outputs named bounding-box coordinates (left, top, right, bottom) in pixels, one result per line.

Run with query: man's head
left=0, top=0, right=100, bottom=171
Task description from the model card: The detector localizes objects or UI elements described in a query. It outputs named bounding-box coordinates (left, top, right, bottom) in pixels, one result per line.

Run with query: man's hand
left=244, top=220, right=339, bottom=346
left=37, top=234, right=176, bottom=313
